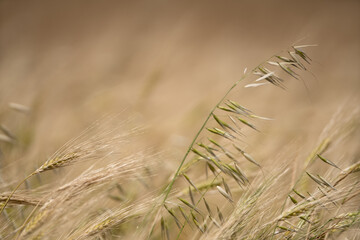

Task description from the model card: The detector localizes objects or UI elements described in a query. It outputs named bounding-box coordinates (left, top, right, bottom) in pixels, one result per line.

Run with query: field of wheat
left=0, top=1, right=359, bottom=239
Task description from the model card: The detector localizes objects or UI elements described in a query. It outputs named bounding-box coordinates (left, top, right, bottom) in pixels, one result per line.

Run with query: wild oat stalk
left=147, top=45, right=316, bottom=239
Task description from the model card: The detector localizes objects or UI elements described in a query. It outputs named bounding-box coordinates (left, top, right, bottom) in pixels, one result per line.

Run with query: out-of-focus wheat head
left=0, top=114, right=157, bottom=239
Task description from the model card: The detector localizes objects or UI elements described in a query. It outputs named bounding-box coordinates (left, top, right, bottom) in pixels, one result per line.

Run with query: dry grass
left=1, top=1, right=359, bottom=239
left=2, top=45, right=358, bottom=240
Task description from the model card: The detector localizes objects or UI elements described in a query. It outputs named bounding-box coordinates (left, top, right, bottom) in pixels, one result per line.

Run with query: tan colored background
left=0, top=0, right=359, bottom=174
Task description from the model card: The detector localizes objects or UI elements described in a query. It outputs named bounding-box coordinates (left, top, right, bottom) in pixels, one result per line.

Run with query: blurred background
left=0, top=0, right=359, bottom=175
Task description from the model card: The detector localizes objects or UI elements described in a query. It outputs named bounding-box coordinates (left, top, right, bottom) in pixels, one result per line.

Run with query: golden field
left=0, top=1, right=359, bottom=239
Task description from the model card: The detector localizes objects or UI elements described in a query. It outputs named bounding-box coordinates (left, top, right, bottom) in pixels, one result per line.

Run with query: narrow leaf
left=178, top=206, right=191, bottom=227
left=233, top=144, right=261, bottom=167
left=293, top=189, right=305, bottom=199
left=191, top=212, right=204, bottom=233
left=212, top=114, right=236, bottom=133
left=317, top=175, right=336, bottom=190
left=217, top=206, right=224, bottom=224
left=179, top=198, right=201, bottom=214
left=245, top=82, right=269, bottom=88
left=217, top=186, right=233, bottom=202
left=164, top=205, right=181, bottom=229
left=306, top=172, right=324, bottom=186
left=191, top=148, right=209, bottom=160
left=317, top=154, right=341, bottom=170
left=293, top=46, right=311, bottom=64
left=237, top=117, right=258, bottom=131
left=288, top=195, right=298, bottom=205
left=203, top=198, right=212, bottom=216
left=279, top=62, right=299, bottom=79
left=207, top=127, right=235, bottom=140
left=189, top=186, right=195, bottom=205
left=183, top=174, right=200, bottom=192
left=255, top=71, right=275, bottom=82
left=222, top=177, right=232, bottom=199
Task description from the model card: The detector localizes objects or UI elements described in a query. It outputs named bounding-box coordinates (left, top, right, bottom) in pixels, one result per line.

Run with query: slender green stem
left=141, top=84, right=237, bottom=235
left=160, top=48, right=284, bottom=207
left=160, top=74, right=248, bottom=206
left=159, top=54, right=272, bottom=239
left=0, top=172, right=35, bottom=215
